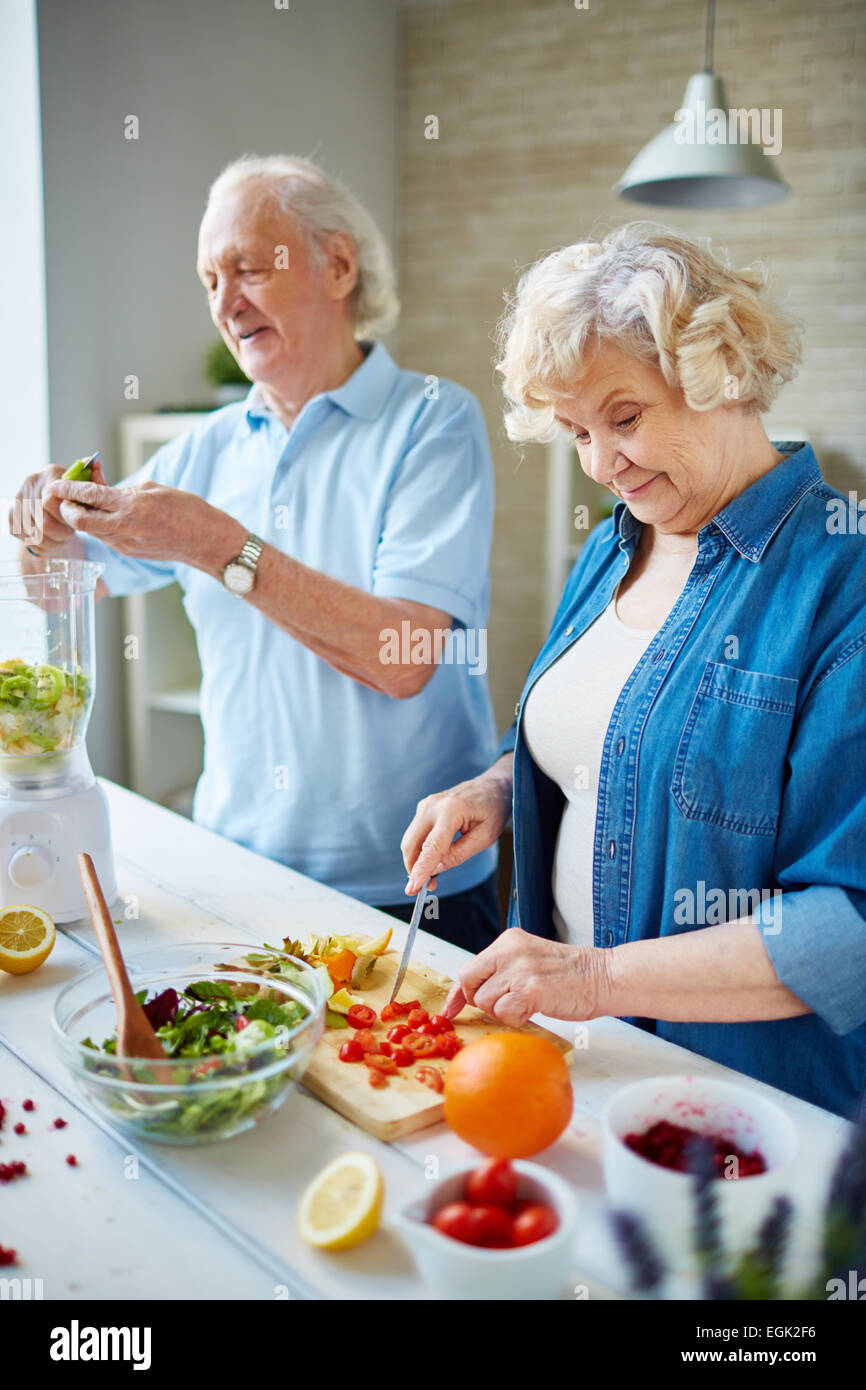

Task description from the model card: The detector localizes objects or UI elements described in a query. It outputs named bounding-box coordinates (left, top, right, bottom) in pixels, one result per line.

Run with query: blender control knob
left=8, top=845, right=54, bottom=889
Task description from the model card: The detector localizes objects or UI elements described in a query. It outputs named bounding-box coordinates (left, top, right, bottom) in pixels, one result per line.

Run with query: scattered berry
left=65, top=1154, right=78, bottom=1167
left=0, top=1100, right=5, bottom=1128
left=22, top=1099, right=35, bottom=1112
left=53, top=1118, right=67, bottom=1130
left=0, top=1244, right=17, bottom=1267
left=13, top=1123, right=26, bottom=1136
left=0, top=1161, right=27, bottom=1183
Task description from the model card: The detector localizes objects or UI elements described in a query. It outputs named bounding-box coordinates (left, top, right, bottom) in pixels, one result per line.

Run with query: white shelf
left=146, top=687, right=202, bottom=715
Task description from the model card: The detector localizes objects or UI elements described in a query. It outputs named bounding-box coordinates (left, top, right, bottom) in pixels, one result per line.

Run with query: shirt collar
left=244, top=340, right=398, bottom=427
left=614, top=441, right=822, bottom=561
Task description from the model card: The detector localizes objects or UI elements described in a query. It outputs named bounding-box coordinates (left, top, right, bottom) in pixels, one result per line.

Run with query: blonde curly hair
left=496, top=222, right=803, bottom=443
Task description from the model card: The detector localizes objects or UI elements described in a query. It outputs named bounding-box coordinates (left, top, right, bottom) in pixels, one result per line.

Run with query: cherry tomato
left=414, top=1066, right=444, bottom=1093
left=363, top=1052, right=397, bottom=1074
left=352, top=1029, right=380, bottom=1054
left=403, top=1031, right=438, bottom=1057
left=391, top=1046, right=412, bottom=1067
left=416, top=1022, right=438, bottom=1035
left=432, top=1202, right=477, bottom=1244
left=467, top=1204, right=515, bottom=1248
left=401, top=1000, right=421, bottom=1014
left=368, top=1068, right=388, bottom=1088
left=466, top=1158, right=519, bottom=1209
left=346, top=1004, right=377, bottom=1029
left=379, top=1002, right=401, bottom=1023
left=407, top=1008, right=430, bottom=1029
left=435, top=1032, right=464, bottom=1059
left=193, top=1059, right=222, bottom=1077
left=378, top=1040, right=392, bottom=1056
left=387, top=1024, right=411, bottom=1043
left=511, top=1204, right=558, bottom=1246
left=235, top=1016, right=250, bottom=1031
left=428, top=1015, right=454, bottom=1035
left=339, top=1039, right=364, bottom=1063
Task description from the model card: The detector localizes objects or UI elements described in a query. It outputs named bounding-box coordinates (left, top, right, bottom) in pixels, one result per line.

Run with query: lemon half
left=0, top=904, right=56, bottom=975
left=298, top=1152, right=384, bottom=1251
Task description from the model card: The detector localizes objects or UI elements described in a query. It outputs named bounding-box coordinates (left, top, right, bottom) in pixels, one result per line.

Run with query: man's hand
left=44, top=477, right=213, bottom=566
left=10, top=461, right=107, bottom=554
left=440, top=926, right=610, bottom=1027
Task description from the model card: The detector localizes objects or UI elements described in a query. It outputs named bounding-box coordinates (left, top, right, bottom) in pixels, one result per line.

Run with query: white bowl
left=602, top=1074, right=799, bottom=1275
left=395, top=1160, right=578, bottom=1301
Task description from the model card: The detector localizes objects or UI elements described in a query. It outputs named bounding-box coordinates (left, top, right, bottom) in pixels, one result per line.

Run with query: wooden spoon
left=78, top=853, right=167, bottom=1064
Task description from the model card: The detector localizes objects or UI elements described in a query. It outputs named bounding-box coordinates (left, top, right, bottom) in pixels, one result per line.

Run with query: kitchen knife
left=389, top=879, right=430, bottom=1003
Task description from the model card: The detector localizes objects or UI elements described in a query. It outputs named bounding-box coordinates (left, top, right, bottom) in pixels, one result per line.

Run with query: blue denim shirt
left=499, top=443, right=866, bottom=1120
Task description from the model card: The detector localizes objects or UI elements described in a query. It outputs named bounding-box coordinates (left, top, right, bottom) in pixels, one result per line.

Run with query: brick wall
left=398, top=0, right=866, bottom=734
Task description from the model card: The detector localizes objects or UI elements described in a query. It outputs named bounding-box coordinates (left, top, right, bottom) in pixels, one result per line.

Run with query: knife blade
left=389, top=879, right=430, bottom=1003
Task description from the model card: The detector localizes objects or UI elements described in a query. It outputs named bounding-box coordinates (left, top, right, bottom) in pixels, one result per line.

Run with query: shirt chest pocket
left=671, top=662, right=799, bottom=835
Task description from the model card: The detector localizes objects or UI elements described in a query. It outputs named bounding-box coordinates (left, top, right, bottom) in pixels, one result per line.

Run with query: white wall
left=0, top=0, right=50, bottom=560
left=36, top=0, right=401, bottom=781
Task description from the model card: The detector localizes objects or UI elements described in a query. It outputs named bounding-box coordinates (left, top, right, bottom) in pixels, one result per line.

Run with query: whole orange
left=443, top=1031, right=573, bottom=1158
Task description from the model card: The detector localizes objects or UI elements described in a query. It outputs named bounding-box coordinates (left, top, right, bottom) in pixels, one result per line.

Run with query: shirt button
left=604, top=930, right=614, bottom=947
left=616, top=737, right=625, bottom=756
left=514, top=702, right=520, bottom=717
left=652, top=647, right=665, bottom=663
left=512, top=888, right=518, bottom=900
left=564, top=626, right=574, bottom=636
left=608, top=840, right=616, bottom=860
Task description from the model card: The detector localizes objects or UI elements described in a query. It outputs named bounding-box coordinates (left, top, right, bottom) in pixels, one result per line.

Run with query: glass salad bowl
left=52, top=941, right=328, bottom=1145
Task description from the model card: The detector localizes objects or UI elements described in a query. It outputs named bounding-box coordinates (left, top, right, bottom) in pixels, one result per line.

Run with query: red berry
left=0, top=1161, right=27, bottom=1183
left=13, top=1123, right=26, bottom=1136
left=0, top=1244, right=17, bottom=1267
left=65, top=1154, right=78, bottom=1167
left=53, top=1118, right=67, bottom=1129
left=22, top=1099, right=35, bottom=1112
left=0, top=1100, right=5, bottom=1128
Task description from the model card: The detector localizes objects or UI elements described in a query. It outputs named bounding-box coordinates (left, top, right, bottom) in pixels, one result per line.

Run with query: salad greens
left=79, top=976, right=311, bottom=1141
left=0, top=659, right=91, bottom=754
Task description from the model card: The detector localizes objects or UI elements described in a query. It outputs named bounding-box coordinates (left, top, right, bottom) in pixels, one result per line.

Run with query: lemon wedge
left=326, top=988, right=356, bottom=1014
left=298, top=1152, right=384, bottom=1250
left=0, top=904, right=56, bottom=975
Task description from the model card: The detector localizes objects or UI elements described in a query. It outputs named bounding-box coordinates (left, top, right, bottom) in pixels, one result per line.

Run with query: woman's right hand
left=10, top=460, right=107, bottom=555
left=400, top=754, right=514, bottom=895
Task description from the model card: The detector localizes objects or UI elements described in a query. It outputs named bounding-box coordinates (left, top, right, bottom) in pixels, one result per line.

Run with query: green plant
left=610, top=1116, right=866, bottom=1300
left=203, top=339, right=250, bottom=388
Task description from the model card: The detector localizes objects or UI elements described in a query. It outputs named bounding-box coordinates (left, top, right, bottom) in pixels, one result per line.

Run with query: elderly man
left=14, top=155, right=501, bottom=951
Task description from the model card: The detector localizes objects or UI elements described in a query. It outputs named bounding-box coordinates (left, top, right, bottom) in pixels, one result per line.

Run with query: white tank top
left=522, top=586, right=659, bottom=947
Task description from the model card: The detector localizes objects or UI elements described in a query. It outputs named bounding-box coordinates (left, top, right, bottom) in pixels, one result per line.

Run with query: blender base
left=1, top=779, right=117, bottom=924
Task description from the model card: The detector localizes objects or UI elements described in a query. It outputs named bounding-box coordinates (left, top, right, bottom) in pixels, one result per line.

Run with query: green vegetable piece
left=31, top=664, right=66, bottom=710
left=325, top=1009, right=349, bottom=1029
left=0, top=675, right=31, bottom=703
left=28, top=731, right=59, bottom=751
left=62, top=459, right=93, bottom=482
left=184, top=979, right=235, bottom=1002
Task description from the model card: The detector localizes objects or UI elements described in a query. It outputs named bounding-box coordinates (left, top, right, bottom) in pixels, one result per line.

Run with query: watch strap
left=236, top=534, right=265, bottom=571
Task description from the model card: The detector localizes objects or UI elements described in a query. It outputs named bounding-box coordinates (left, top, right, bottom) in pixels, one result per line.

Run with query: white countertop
left=0, top=781, right=852, bottom=1301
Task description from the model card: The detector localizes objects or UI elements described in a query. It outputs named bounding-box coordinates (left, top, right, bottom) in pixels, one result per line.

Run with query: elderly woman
left=401, top=223, right=866, bottom=1120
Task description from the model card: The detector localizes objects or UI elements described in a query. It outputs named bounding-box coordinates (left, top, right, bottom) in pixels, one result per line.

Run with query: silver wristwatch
left=221, top=533, right=265, bottom=596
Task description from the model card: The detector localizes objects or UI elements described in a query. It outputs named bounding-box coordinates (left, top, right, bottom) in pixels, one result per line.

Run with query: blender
left=0, top=559, right=116, bottom=921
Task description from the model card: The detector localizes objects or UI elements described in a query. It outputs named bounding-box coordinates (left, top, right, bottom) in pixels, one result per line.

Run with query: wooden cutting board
left=301, top=943, right=574, bottom=1143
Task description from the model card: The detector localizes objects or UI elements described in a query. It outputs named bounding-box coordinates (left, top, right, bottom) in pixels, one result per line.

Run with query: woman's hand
left=401, top=754, right=514, bottom=894
left=440, top=926, right=609, bottom=1027
left=44, top=477, right=211, bottom=566
left=10, top=461, right=107, bottom=555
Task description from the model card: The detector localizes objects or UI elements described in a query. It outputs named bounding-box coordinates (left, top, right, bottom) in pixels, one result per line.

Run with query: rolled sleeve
left=760, top=644, right=866, bottom=1034
left=371, top=389, right=493, bottom=630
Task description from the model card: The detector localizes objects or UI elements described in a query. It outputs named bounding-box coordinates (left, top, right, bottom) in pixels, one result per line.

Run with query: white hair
left=496, top=221, right=804, bottom=443
left=206, top=154, right=399, bottom=340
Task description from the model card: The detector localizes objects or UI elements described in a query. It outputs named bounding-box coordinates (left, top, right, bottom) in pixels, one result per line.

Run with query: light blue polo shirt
left=83, top=343, right=499, bottom=903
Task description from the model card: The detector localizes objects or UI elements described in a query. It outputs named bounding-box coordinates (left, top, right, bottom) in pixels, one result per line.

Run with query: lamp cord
left=704, top=0, right=715, bottom=73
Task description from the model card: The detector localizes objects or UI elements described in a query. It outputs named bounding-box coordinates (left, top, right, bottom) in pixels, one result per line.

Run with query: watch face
left=223, top=562, right=254, bottom=595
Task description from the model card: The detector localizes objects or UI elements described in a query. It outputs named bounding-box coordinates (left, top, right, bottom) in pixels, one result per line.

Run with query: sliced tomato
left=346, top=1004, right=377, bottom=1029
left=339, top=1039, right=364, bottom=1063
left=391, top=1046, right=412, bottom=1067
left=404, top=1031, right=438, bottom=1058
left=368, top=1068, right=388, bottom=1088
left=386, top=1024, right=411, bottom=1043
left=352, top=1028, right=380, bottom=1054
left=363, top=1052, right=397, bottom=1074
left=235, top=1015, right=250, bottom=1031
left=435, top=1032, right=464, bottom=1059
left=414, top=1065, right=444, bottom=1093
left=428, top=1015, right=454, bottom=1035
left=378, top=1040, right=392, bottom=1055
left=379, top=1002, right=402, bottom=1023
left=401, top=1000, right=421, bottom=1014
left=416, top=1022, right=438, bottom=1035
left=407, top=1008, right=430, bottom=1029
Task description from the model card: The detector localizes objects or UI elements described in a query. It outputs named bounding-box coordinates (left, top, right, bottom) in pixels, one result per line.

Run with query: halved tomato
left=414, top=1065, right=444, bottom=1093
left=346, top=1004, right=377, bottom=1029
left=403, top=1031, right=438, bottom=1058
left=436, top=1032, right=464, bottom=1059
left=363, top=1052, right=397, bottom=1074
left=352, top=1028, right=380, bottom=1054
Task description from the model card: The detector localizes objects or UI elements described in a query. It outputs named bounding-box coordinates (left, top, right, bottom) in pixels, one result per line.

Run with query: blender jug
left=0, top=559, right=117, bottom=921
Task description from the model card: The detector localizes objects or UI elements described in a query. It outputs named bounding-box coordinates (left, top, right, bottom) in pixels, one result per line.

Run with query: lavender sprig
left=610, top=1209, right=665, bottom=1292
